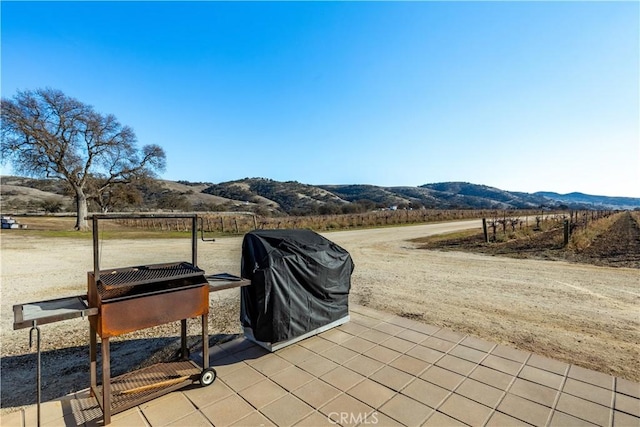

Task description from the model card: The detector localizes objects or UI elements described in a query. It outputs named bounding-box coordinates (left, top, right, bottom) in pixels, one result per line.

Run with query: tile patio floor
left=2, top=304, right=639, bottom=426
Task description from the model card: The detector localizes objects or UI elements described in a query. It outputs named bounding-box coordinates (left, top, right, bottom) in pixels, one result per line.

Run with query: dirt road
left=1, top=220, right=638, bottom=412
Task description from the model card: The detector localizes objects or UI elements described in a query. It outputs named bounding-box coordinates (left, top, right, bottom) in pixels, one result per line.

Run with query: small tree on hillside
left=1, top=88, right=166, bottom=230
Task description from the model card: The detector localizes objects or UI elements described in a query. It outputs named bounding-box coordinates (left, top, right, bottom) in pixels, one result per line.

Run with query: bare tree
left=1, top=88, right=166, bottom=229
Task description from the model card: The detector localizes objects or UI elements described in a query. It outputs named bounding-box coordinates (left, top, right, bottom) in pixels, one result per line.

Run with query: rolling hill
left=1, top=175, right=638, bottom=215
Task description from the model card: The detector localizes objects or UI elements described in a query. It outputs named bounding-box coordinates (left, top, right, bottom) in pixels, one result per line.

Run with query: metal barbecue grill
left=13, top=213, right=252, bottom=426
left=87, top=214, right=213, bottom=425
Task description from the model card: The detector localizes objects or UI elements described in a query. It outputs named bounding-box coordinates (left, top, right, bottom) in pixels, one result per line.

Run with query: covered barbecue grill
left=240, top=229, right=354, bottom=351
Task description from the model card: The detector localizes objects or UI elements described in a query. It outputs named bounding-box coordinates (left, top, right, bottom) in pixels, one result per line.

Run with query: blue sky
left=2, top=1, right=638, bottom=197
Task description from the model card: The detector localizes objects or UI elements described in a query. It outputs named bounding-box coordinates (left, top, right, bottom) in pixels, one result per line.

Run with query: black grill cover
left=241, top=229, right=354, bottom=343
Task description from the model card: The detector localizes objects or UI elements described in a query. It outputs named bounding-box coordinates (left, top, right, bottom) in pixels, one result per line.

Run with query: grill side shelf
left=13, top=295, right=98, bottom=330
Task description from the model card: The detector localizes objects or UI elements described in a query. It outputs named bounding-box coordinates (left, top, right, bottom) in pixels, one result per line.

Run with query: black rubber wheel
left=199, top=368, right=217, bottom=387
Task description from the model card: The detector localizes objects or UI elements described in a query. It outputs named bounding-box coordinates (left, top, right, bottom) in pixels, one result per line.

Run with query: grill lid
left=98, top=262, right=204, bottom=290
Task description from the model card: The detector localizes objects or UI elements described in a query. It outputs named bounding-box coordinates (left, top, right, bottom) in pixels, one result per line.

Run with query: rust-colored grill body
left=88, top=264, right=209, bottom=338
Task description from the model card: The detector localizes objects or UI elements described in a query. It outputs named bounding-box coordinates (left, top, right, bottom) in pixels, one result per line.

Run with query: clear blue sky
left=2, top=1, right=638, bottom=197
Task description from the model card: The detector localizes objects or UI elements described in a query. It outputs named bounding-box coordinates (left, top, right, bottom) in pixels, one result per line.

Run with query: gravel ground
left=1, top=219, right=638, bottom=413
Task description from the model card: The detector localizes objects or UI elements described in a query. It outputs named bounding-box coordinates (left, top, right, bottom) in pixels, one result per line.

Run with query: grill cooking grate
left=98, top=262, right=204, bottom=290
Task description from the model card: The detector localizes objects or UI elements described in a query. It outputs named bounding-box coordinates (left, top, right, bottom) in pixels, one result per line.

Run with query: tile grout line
left=543, top=359, right=571, bottom=427
left=609, top=376, right=616, bottom=427
left=480, top=352, right=533, bottom=427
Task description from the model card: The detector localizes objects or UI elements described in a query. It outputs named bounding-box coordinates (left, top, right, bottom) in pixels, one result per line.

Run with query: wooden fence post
left=482, top=218, right=489, bottom=243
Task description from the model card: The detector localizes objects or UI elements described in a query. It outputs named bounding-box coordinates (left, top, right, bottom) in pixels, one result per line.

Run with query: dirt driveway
left=1, top=220, right=638, bottom=412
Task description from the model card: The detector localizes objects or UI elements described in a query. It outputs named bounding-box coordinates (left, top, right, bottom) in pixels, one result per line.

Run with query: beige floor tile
left=0, top=410, right=24, bottom=427
left=420, top=365, right=465, bottom=391
left=359, top=328, right=393, bottom=344
left=510, top=378, right=559, bottom=407
left=449, top=344, right=488, bottom=363
left=406, top=345, right=444, bottom=364
left=380, top=336, right=416, bottom=353
left=612, top=410, right=640, bottom=427
left=491, top=345, right=530, bottom=363
left=343, top=354, right=385, bottom=377
left=568, top=365, right=614, bottom=390
left=369, top=411, right=404, bottom=426
left=231, top=411, right=276, bottom=426
left=485, top=411, right=531, bottom=426
left=373, top=321, right=406, bottom=336
left=455, top=378, right=505, bottom=408
left=386, top=315, right=421, bottom=329
left=406, top=322, right=440, bottom=336
left=341, top=336, right=377, bottom=354
left=439, top=393, right=493, bottom=425
left=389, top=354, right=431, bottom=376
left=527, top=354, right=570, bottom=376
left=44, top=411, right=96, bottom=427
left=208, top=345, right=230, bottom=362
left=166, top=410, right=213, bottom=427
left=346, top=379, right=396, bottom=409
left=210, top=354, right=246, bottom=377
left=378, top=394, right=433, bottom=426
left=276, top=344, right=317, bottom=365
left=421, top=336, right=457, bottom=353
left=233, top=344, right=270, bottom=362
left=614, top=393, right=640, bottom=417
left=518, top=365, right=565, bottom=390
left=293, top=379, right=342, bottom=408
left=616, top=378, right=640, bottom=399
left=321, top=345, right=359, bottom=365
left=469, top=365, right=515, bottom=391
left=261, top=394, right=314, bottom=426
left=370, top=365, right=415, bottom=392
left=200, top=394, right=255, bottom=426
left=248, top=353, right=294, bottom=376
left=23, top=398, right=74, bottom=426
left=497, top=393, right=552, bottom=426
left=298, top=336, right=336, bottom=353
left=297, top=354, right=339, bottom=377
left=321, top=366, right=366, bottom=391
left=140, top=393, right=197, bottom=427
left=396, top=328, right=429, bottom=344
left=104, top=408, right=149, bottom=427
left=337, top=320, right=370, bottom=335
left=218, top=338, right=255, bottom=355
left=320, top=328, right=355, bottom=344
left=435, top=355, right=477, bottom=376
left=481, top=354, right=523, bottom=376
left=422, top=410, right=467, bottom=426
left=401, top=378, right=450, bottom=408
left=238, top=379, right=288, bottom=409
left=270, top=365, right=315, bottom=391
left=183, top=380, right=234, bottom=408
left=432, top=328, right=465, bottom=343
left=563, top=378, right=614, bottom=407
left=319, top=394, right=375, bottom=427
left=294, top=411, right=334, bottom=426
left=364, top=345, right=402, bottom=364
left=556, top=393, right=611, bottom=426
left=460, top=336, right=495, bottom=352
left=550, top=411, right=599, bottom=426
left=350, top=313, right=382, bottom=328
left=222, top=365, right=267, bottom=391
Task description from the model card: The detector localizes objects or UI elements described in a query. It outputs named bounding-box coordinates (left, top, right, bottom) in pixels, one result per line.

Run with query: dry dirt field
left=1, top=219, right=639, bottom=414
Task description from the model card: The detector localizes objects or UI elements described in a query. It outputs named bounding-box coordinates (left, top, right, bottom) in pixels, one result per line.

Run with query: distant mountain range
left=1, top=175, right=638, bottom=215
